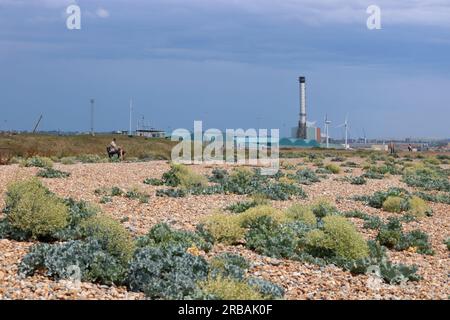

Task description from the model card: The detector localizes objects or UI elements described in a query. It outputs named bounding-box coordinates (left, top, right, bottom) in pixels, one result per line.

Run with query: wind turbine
left=324, top=114, right=331, bottom=149
left=336, top=115, right=350, bottom=150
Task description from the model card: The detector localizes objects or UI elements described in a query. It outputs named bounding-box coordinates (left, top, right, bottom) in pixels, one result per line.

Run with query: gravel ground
left=0, top=159, right=448, bottom=300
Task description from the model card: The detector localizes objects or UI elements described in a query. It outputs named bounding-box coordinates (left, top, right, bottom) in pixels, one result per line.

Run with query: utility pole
left=129, top=98, right=133, bottom=136
left=90, top=99, right=95, bottom=136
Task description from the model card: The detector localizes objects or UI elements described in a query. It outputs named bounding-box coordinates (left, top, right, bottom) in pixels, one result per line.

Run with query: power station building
left=283, top=76, right=321, bottom=146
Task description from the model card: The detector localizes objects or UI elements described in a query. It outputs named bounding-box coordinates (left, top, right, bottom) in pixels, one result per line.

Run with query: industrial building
left=280, top=76, right=321, bottom=148
left=136, top=129, right=166, bottom=138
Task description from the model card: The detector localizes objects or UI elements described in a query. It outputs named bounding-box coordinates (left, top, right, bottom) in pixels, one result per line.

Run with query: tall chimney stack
left=297, top=76, right=307, bottom=139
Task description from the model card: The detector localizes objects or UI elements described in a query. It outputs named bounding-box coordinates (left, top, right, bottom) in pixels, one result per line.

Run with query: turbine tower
left=324, top=114, right=331, bottom=149
left=337, top=115, right=349, bottom=150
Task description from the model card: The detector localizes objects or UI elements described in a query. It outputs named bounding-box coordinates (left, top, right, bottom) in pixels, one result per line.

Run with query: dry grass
left=0, top=133, right=176, bottom=160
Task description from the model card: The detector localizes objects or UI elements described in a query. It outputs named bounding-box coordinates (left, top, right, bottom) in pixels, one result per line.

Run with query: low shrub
left=362, top=171, right=385, bottom=179
left=60, top=157, right=77, bottom=165
left=376, top=218, right=433, bottom=255
left=256, top=182, right=307, bottom=201
left=341, top=210, right=383, bottom=230
left=407, top=196, right=431, bottom=218
left=382, top=196, right=404, bottom=213
left=5, top=178, right=69, bottom=239
left=163, top=164, right=208, bottom=189
left=209, top=168, right=229, bottom=183
left=137, top=223, right=212, bottom=252
left=311, top=199, right=338, bottom=219
left=413, top=192, right=450, bottom=205
left=0, top=217, right=29, bottom=241
left=18, top=239, right=127, bottom=285
left=363, top=216, right=383, bottom=230
left=423, top=157, right=440, bottom=166
left=127, top=245, right=209, bottom=299
left=324, top=163, right=341, bottom=174
left=376, top=218, right=403, bottom=248
left=110, top=186, right=123, bottom=196
left=36, top=168, right=70, bottom=178
left=246, top=277, right=285, bottom=299
left=156, top=188, right=187, bottom=198
left=445, top=238, right=450, bottom=251
left=225, top=195, right=269, bottom=213
left=285, top=204, right=316, bottom=226
left=209, top=253, right=249, bottom=280
left=340, top=241, right=421, bottom=284
left=343, top=161, right=359, bottom=168
left=53, top=198, right=99, bottom=241
left=402, top=166, right=450, bottom=192
left=305, top=215, right=369, bottom=260
left=367, top=164, right=402, bottom=175
left=201, top=213, right=244, bottom=245
left=229, top=167, right=255, bottom=186
left=396, top=230, right=434, bottom=255
left=96, top=186, right=149, bottom=203
left=245, top=216, right=308, bottom=259
left=294, top=168, right=321, bottom=185
left=237, top=205, right=287, bottom=228
left=143, top=178, right=164, bottom=186
left=76, top=154, right=106, bottom=164
left=80, top=215, right=135, bottom=263
left=353, top=187, right=410, bottom=209
left=22, top=156, right=54, bottom=168
left=100, top=196, right=112, bottom=204
left=125, top=189, right=150, bottom=203
left=226, top=201, right=258, bottom=213
left=199, top=277, right=263, bottom=300
left=349, top=176, right=366, bottom=185
left=157, top=167, right=307, bottom=201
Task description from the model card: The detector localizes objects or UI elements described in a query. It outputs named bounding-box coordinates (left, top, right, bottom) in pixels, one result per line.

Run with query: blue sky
left=0, top=0, right=449, bottom=139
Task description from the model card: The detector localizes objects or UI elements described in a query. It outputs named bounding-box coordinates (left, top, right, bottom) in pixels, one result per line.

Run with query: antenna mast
left=90, top=99, right=95, bottom=136
left=129, top=98, right=133, bottom=136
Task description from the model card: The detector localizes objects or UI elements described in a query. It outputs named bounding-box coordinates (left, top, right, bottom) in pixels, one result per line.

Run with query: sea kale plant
left=155, top=166, right=307, bottom=201
left=127, top=244, right=209, bottom=299
left=353, top=187, right=433, bottom=218
left=36, top=168, right=71, bottom=178
left=402, top=165, right=450, bottom=192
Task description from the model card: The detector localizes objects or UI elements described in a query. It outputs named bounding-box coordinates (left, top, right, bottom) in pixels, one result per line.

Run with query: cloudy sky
left=0, top=0, right=449, bottom=139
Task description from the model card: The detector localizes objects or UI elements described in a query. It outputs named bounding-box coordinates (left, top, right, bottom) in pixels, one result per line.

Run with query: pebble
left=0, top=160, right=448, bottom=300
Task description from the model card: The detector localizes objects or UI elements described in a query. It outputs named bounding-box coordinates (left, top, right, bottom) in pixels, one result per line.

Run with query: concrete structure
left=296, top=77, right=307, bottom=139
left=291, top=126, right=320, bottom=142
left=136, top=129, right=166, bottom=138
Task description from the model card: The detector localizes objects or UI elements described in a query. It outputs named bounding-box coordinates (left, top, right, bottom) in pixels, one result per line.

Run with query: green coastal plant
left=80, top=214, right=135, bottom=263
left=285, top=204, right=316, bottom=226
left=18, top=239, right=127, bottom=285
left=305, top=215, right=369, bottom=260
left=127, top=245, right=209, bottom=299
left=199, top=277, right=263, bottom=300
left=5, top=178, right=69, bottom=239
left=324, top=163, right=341, bottom=174
left=22, top=156, right=54, bottom=168
left=137, top=223, right=212, bottom=252
left=36, top=168, right=71, bottom=178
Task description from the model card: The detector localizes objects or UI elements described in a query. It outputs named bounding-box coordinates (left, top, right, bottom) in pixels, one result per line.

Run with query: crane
left=32, top=115, right=43, bottom=133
